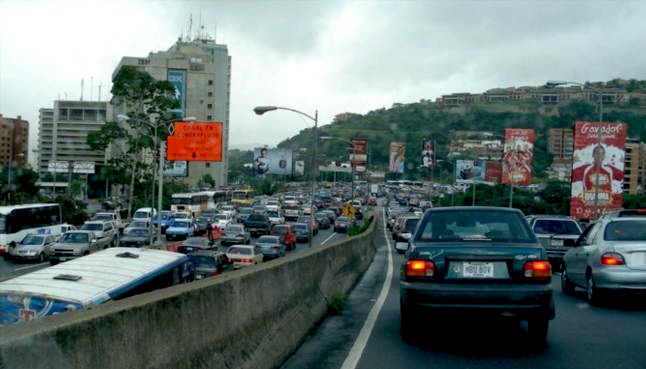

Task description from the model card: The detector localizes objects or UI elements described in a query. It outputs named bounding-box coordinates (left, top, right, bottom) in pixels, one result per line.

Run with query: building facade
left=37, top=100, right=108, bottom=183
left=0, top=114, right=29, bottom=169
left=624, top=141, right=645, bottom=195
left=111, top=37, right=231, bottom=188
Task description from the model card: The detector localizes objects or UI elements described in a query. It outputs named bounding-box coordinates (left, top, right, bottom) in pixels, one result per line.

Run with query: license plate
left=551, top=239, right=564, bottom=246
left=60, top=257, right=67, bottom=261
left=196, top=274, right=204, bottom=280
left=462, top=262, right=494, bottom=278
left=185, top=247, right=193, bottom=251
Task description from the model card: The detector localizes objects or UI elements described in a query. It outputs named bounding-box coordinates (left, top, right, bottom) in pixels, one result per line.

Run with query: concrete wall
left=0, top=217, right=377, bottom=369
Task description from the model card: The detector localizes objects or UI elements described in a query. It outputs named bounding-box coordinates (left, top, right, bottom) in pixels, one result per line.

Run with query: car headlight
left=26, top=250, right=38, bottom=256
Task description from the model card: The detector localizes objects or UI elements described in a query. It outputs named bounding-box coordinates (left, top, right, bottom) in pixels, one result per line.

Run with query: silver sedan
left=561, top=214, right=646, bottom=304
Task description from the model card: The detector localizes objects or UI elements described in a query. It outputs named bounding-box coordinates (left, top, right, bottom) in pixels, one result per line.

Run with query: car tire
left=527, top=318, right=549, bottom=347
left=38, top=253, right=45, bottom=263
left=561, top=267, right=575, bottom=295
left=586, top=274, right=602, bottom=305
left=49, top=260, right=58, bottom=266
left=400, top=303, right=417, bottom=342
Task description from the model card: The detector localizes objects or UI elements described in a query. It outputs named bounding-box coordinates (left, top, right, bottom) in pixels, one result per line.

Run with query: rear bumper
left=400, top=281, right=555, bottom=319
left=594, top=267, right=646, bottom=291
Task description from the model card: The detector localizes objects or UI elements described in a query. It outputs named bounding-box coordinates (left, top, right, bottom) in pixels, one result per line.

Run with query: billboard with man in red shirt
left=502, top=128, right=535, bottom=185
left=570, top=121, right=627, bottom=220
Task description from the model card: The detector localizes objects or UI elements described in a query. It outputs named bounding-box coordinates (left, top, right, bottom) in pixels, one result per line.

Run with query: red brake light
left=601, top=252, right=625, bottom=266
left=523, top=261, right=552, bottom=278
left=404, top=259, right=435, bottom=278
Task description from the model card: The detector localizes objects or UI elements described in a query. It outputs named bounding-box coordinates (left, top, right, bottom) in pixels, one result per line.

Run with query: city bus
left=0, top=247, right=194, bottom=325
left=231, top=188, right=255, bottom=206
left=199, top=190, right=231, bottom=209
left=170, top=192, right=210, bottom=216
left=0, top=204, right=63, bottom=257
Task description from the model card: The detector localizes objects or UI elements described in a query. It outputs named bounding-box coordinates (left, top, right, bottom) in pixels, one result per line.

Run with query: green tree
left=201, top=174, right=216, bottom=188
left=87, top=66, right=179, bottom=218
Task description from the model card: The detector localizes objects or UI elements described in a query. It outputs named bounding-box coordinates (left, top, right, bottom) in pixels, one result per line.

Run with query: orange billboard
left=167, top=121, right=223, bottom=161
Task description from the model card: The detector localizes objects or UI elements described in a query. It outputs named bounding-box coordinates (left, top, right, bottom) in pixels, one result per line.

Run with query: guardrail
left=0, top=213, right=378, bottom=369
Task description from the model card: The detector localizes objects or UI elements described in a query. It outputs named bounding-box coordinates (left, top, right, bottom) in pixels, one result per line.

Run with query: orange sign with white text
left=167, top=122, right=223, bottom=161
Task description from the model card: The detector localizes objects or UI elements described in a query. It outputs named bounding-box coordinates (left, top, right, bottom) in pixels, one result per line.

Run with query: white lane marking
left=320, top=232, right=337, bottom=245
left=340, top=207, right=393, bottom=369
left=13, top=262, right=48, bottom=271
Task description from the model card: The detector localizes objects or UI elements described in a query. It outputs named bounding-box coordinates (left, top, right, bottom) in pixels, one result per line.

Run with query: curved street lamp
left=253, top=106, right=318, bottom=247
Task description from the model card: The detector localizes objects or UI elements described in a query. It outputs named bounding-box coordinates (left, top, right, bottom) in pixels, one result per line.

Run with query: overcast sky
left=2, top=0, right=646, bottom=163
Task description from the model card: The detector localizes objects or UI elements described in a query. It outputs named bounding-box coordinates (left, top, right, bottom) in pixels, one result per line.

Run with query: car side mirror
left=563, top=239, right=577, bottom=247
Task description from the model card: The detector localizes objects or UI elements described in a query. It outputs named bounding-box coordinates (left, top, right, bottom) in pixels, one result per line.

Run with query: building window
left=208, top=92, right=213, bottom=97
left=207, top=103, right=213, bottom=109
left=208, top=80, right=213, bottom=85
left=205, top=162, right=211, bottom=168
left=207, top=115, right=212, bottom=120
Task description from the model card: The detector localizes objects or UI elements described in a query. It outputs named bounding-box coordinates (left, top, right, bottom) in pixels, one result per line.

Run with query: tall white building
left=111, top=37, right=231, bottom=188
left=37, top=100, right=108, bottom=179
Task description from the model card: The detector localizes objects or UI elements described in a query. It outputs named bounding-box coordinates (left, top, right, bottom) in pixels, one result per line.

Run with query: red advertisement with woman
left=569, top=121, right=627, bottom=220
left=502, top=128, right=535, bottom=185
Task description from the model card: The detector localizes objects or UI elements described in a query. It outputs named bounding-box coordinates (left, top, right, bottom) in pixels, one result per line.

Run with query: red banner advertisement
left=350, top=138, right=368, bottom=170
left=570, top=121, right=627, bottom=220
left=485, top=161, right=502, bottom=183
left=502, top=128, right=535, bottom=185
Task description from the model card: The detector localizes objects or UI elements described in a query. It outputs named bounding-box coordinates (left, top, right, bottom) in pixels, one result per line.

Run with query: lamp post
left=254, top=106, right=318, bottom=247
left=546, top=80, right=603, bottom=220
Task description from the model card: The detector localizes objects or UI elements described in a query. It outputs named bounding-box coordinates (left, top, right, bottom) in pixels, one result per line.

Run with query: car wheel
left=527, top=318, right=549, bottom=347
left=49, top=260, right=58, bottom=266
left=586, top=274, right=602, bottom=305
left=561, top=267, right=575, bottom=295
left=38, top=253, right=45, bottom=263
left=400, top=303, right=417, bottom=342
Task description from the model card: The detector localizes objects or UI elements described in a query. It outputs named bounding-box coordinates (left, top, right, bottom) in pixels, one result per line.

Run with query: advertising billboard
left=570, top=121, right=627, bottom=220
left=421, top=139, right=434, bottom=168
left=389, top=142, right=405, bottom=173
left=253, top=148, right=293, bottom=176
left=350, top=138, right=368, bottom=170
left=484, top=161, right=502, bottom=183
left=166, top=122, right=223, bottom=161
left=502, top=128, right=535, bottom=185
left=294, top=160, right=305, bottom=176
left=167, top=69, right=188, bottom=170
left=163, top=161, right=188, bottom=177
left=455, top=160, right=486, bottom=183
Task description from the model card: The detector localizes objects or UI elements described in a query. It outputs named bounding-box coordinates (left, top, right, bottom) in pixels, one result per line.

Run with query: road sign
left=167, top=121, right=223, bottom=161
left=47, top=161, right=69, bottom=173
left=342, top=203, right=356, bottom=218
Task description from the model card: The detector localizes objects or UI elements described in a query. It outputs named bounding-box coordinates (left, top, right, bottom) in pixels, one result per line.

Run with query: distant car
left=194, top=216, right=212, bottom=236
left=368, top=197, right=378, bottom=206
left=256, top=235, right=285, bottom=261
left=271, top=224, right=297, bottom=251
left=119, top=227, right=156, bottom=248
left=226, top=245, right=264, bottom=269
left=165, top=219, right=195, bottom=241
left=266, top=210, right=285, bottom=225
left=298, top=216, right=319, bottom=235
left=399, top=207, right=554, bottom=344
left=46, top=230, right=109, bottom=265
left=526, top=215, right=584, bottom=272
left=561, top=212, right=646, bottom=304
left=81, top=220, right=118, bottom=247
left=188, top=250, right=233, bottom=279
left=153, top=211, right=175, bottom=233
left=292, top=223, right=312, bottom=243
left=125, top=220, right=151, bottom=232
left=176, top=237, right=216, bottom=254
left=314, top=212, right=331, bottom=230
left=9, top=233, right=57, bottom=263
left=334, top=216, right=351, bottom=233
left=236, top=207, right=253, bottom=224
left=220, top=224, right=251, bottom=246
left=393, top=217, right=421, bottom=254
left=213, top=213, right=233, bottom=230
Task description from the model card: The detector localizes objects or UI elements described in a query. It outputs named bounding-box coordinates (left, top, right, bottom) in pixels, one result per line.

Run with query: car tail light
left=523, top=261, right=552, bottom=278
left=404, top=259, right=435, bottom=278
left=601, top=252, right=625, bottom=265
left=211, top=270, right=220, bottom=276
left=240, top=258, right=252, bottom=263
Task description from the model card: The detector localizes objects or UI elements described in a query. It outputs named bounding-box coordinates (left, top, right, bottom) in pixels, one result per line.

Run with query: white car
left=214, top=213, right=233, bottom=230
left=266, top=210, right=285, bottom=225
left=226, top=245, right=264, bottom=269
left=220, top=205, right=238, bottom=218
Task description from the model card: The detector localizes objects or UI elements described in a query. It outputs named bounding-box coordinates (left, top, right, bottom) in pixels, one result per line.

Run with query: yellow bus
left=231, top=189, right=255, bottom=206
left=170, top=192, right=209, bottom=216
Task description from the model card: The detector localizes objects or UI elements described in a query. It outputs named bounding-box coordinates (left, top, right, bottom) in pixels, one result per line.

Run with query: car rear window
left=189, top=255, right=216, bottom=268
left=604, top=221, right=646, bottom=241
left=416, top=209, right=535, bottom=243
left=533, top=219, right=581, bottom=235
left=228, top=247, right=251, bottom=255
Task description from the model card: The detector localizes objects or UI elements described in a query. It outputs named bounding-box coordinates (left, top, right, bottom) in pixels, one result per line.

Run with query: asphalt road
left=281, top=208, right=646, bottom=369
left=0, top=223, right=347, bottom=282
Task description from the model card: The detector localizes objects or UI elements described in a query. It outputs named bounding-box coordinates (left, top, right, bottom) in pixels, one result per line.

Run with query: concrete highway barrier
left=0, top=215, right=377, bottom=369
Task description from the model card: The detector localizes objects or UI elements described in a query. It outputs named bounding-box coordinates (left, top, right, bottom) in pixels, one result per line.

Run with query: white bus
left=0, top=247, right=194, bottom=324
left=0, top=204, right=63, bottom=257
left=199, top=190, right=232, bottom=209
left=170, top=192, right=209, bottom=216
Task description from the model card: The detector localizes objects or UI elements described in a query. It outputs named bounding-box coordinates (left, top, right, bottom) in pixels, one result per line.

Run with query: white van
left=132, top=207, right=157, bottom=222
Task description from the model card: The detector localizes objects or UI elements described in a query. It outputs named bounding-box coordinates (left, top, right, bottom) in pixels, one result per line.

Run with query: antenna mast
left=81, top=79, right=84, bottom=101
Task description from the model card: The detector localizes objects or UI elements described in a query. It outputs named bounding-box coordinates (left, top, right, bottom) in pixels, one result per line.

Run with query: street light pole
left=253, top=106, right=318, bottom=248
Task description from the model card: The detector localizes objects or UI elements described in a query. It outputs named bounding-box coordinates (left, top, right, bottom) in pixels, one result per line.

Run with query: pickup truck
left=47, top=230, right=112, bottom=265
left=244, top=214, right=272, bottom=237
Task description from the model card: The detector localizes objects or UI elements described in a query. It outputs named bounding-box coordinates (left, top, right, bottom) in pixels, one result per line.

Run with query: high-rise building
left=624, top=141, right=645, bottom=195
left=111, top=37, right=231, bottom=188
left=0, top=114, right=29, bottom=169
left=37, top=100, right=108, bottom=182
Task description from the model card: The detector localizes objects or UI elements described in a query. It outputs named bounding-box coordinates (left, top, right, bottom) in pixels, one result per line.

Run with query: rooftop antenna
left=188, top=13, right=193, bottom=41
left=199, top=5, right=202, bottom=39
left=81, top=79, right=84, bottom=101
left=98, top=82, right=102, bottom=101
left=90, top=76, right=94, bottom=101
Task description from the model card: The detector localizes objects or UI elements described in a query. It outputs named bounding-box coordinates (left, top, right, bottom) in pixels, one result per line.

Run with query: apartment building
left=37, top=101, right=108, bottom=181
left=0, top=114, right=29, bottom=168
left=624, top=141, right=645, bottom=195
left=110, top=36, right=231, bottom=188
